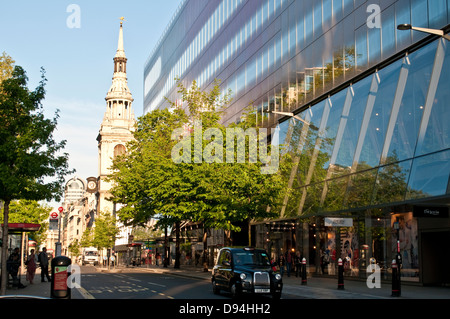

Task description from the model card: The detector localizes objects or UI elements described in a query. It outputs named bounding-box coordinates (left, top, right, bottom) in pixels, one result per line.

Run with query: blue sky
left=0, top=1, right=182, bottom=192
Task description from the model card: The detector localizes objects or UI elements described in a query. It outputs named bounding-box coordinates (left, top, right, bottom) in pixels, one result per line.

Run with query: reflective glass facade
left=144, top=0, right=450, bottom=284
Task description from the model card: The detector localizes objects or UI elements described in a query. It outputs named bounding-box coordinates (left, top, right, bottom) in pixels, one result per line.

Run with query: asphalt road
left=78, top=265, right=300, bottom=300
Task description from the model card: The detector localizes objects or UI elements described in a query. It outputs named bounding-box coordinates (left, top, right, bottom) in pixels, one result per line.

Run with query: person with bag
left=26, top=249, right=38, bottom=284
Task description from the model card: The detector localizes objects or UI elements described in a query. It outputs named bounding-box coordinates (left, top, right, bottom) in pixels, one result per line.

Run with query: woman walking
left=26, top=249, right=37, bottom=284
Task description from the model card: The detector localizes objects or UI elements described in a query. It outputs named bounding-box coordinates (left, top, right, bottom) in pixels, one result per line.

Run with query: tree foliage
left=0, top=64, right=74, bottom=295
left=108, top=79, right=285, bottom=268
left=0, top=200, right=51, bottom=245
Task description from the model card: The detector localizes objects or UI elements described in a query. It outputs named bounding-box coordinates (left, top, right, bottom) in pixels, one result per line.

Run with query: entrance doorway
left=421, top=231, right=450, bottom=285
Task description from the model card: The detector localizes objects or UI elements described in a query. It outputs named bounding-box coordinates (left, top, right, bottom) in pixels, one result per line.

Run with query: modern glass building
left=144, top=0, right=450, bottom=285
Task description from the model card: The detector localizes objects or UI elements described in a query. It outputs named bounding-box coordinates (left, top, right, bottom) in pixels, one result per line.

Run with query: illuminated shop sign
left=413, top=206, right=449, bottom=218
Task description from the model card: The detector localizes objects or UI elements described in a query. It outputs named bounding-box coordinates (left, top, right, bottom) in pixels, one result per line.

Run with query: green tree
left=0, top=52, right=14, bottom=85
left=109, top=79, right=284, bottom=270
left=1, top=200, right=51, bottom=245
left=68, top=239, right=81, bottom=259
left=0, top=65, right=74, bottom=295
left=93, top=211, right=120, bottom=252
left=80, top=227, right=94, bottom=248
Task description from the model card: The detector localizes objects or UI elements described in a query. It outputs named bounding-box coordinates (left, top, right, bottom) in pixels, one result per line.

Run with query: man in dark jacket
left=38, top=247, right=51, bottom=282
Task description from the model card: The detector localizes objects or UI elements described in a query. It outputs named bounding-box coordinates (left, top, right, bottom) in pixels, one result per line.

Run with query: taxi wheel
left=230, top=282, right=240, bottom=299
left=212, top=279, right=220, bottom=295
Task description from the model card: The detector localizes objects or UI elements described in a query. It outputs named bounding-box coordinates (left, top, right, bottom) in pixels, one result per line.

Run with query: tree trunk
left=164, top=226, right=169, bottom=268
left=202, top=228, right=208, bottom=272
left=224, top=230, right=232, bottom=246
left=174, top=221, right=180, bottom=269
left=1, top=199, right=11, bottom=296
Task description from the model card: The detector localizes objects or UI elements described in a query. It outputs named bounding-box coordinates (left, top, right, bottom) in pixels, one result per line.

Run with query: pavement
left=3, top=264, right=450, bottom=300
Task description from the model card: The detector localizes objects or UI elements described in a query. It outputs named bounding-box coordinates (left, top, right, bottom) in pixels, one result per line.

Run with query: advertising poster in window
left=391, top=212, right=419, bottom=279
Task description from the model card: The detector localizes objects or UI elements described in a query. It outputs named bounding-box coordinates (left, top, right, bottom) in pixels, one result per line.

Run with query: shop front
left=255, top=201, right=450, bottom=285
left=314, top=208, right=420, bottom=282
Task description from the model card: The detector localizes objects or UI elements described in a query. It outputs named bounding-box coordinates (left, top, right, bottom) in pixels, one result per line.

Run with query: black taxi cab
left=211, top=247, right=282, bottom=299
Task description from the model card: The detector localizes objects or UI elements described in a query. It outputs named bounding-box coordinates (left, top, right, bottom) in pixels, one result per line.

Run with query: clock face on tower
left=88, top=181, right=96, bottom=190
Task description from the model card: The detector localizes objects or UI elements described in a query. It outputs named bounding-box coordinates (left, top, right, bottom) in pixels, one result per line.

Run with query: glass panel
left=417, top=40, right=450, bottom=156
left=395, top=0, right=411, bottom=48
left=334, top=76, right=372, bottom=175
left=277, top=118, right=291, bottom=148
left=368, top=24, right=381, bottom=64
left=246, top=59, right=257, bottom=88
left=284, top=186, right=304, bottom=218
left=301, top=182, right=325, bottom=215
left=333, top=0, right=343, bottom=21
left=296, top=101, right=326, bottom=186
left=386, top=41, right=436, bottom=162
left=373, top=160, right=412, bottom=205
left=314, top=1, right=322, bottom=37
left=355, top=26, right=368, bottom=71
left=345, top=169, right=377, bottom=208
left=357, top=59, right=402, bottom=171
left=296, top=7, right=304, bottom=50
left=305, top=7, right=313, bottom=43
left=323, top=176, right=349, bottom=212
left=411, top=0, right=428, bottom=28
left=407, top=150, right=450, bottom=199
left=381, top=6, right=395, bottom=59
left=323, top=0, right=332, bottom=23
left=281, top=112, right=311, bottom=217
left=428, top=0, right=447, bottom=29
left=320, top=89, right=347, bottom=170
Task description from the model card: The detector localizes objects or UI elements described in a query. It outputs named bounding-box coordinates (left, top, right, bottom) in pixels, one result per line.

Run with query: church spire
left=104, top=18, right=134, bottom=121
left=115, top=17, right=126, bottom=59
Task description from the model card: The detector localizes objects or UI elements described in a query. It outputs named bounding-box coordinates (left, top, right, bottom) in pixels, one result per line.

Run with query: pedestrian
left=294, top=251, right=302, bottom=277
left=278, top=254, right=285, bottom=277
left=38, top=247, right=51, bottom=282
left=285, top=250, right=293, bottom=277
left=26, top=249, right=38, bottom=284
left=7, top=247, right=25, bottom=288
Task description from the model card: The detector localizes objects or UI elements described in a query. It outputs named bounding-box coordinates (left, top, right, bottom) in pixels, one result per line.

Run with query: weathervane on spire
left=119, top=16, right=126, bottom=25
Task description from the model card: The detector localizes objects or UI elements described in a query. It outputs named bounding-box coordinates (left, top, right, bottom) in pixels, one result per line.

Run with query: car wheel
left=212, top=279, right=220, bottom=295
left=230, top=282, right=240, bottom=299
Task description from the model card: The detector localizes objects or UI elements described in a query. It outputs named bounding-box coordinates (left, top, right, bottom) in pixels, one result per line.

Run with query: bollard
left=391, top=259, right=401, bottom=297
left=337, top=258, right=344, bottom=290
left=301, top=258, right=307, bottom=285
left=51, top=255, right=72, bottom=299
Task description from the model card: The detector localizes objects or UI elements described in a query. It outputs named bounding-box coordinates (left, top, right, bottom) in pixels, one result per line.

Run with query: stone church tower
left=97, top=19, right=135, bottom=214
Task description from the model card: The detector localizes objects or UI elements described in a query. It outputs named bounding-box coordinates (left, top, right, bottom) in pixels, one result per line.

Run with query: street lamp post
left=397, top=24, right=450, bottom=41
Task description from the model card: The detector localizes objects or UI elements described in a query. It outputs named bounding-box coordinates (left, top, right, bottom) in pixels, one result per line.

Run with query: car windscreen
left=232, top=251, right=271, bottom=267
left=85, top=251, right=97, bottom=256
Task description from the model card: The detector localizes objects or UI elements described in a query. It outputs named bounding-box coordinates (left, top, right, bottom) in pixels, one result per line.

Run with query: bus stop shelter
left=1, top=223, right=41, bottom=288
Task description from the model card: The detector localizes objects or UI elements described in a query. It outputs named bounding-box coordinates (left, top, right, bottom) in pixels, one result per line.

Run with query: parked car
left=211, top=247, right=282, bottom=299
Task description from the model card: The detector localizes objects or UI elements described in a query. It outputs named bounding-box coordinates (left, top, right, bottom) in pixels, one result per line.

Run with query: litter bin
left=51, top=256, right=72, bottom=299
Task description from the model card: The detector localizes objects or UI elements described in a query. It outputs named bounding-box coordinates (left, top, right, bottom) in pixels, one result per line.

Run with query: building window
left=114, top=144, right=126, bottom=158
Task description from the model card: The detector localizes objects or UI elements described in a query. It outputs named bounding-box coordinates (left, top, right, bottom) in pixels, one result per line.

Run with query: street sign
left=49, top=219, right=59, bottom=231
left=324, top=217, right=353, bottom=227
left=50, top=212, right=59, bottom=219
left=58, top=207, right=64, bottom=213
